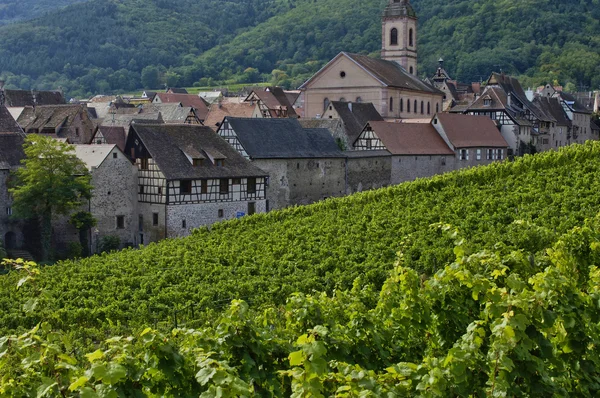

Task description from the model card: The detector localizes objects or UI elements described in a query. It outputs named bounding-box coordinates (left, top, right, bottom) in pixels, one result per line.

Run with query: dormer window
left=216, top=159, right=224, bottom=167
left=193, top=158, right=204, bottom=167
left=482, top=96, right=492, bottom=107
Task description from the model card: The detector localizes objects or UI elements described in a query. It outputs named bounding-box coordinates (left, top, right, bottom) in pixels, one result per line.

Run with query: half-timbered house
left=17, top=104, right=97, bottom=144
left=244, top=87, right=298, bottom=119
left=217, top=117, right=345, bottom=210
left=125, top=124, right=268, bottom=241
left=321, top=101, right=384, bottom=149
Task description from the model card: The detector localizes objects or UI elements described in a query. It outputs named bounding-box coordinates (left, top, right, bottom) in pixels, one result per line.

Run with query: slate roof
left=17, top=105, right=95, bottom=135
left=143, top=103, right=199, bottom=124
left=0, top=105, right=23, bottom=134
left=130, top=124, right=267, bottom=180
left=342, top=53, right=442, bottom=94
left=3, top=90, right=65, bottom=107
left=363, top=121, right=454, bottom=155
left=436, top=113, right=508, bottom=148
left=486, top=73, right=553, bottom=121
left=224, top=117, right=345, bottom=159
left=591, top=119, right=600, bottom=132
left=204, top=100, right=254, bottom=130
left=101, top=112, right=163, bottom=128
left=153, top=93, right=209, bottom=120
left=0, top=133, right=25, bottom=170
left=330, top=101, right=384, bottom=142
left=559, top=92, right=592, bottom=114
left=533, top=97, right=571, bottom=127
left=96, top=126, right=127, bottom=151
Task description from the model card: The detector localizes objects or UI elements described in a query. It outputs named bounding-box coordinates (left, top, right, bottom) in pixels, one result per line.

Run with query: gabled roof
left=96, top=126, right=127, bottom=151
left=486, top=72, right=553, bottom=121
left=0, top=105, right=24, bottom=134
left=153, top=93, right=209, bottom=120
left=330, top=101, right=384, bottom=142
left=166, top=88, right=189, bottom=94
left=223, top=117, right=344, bottom=159
left=469, top=87, right=508, bottom=110
left=17, top=105, right=92, bottom=132
left=143, top=103, right=199, bottom=124
left=559, top=92, right=592, bottom=114
left=435, top=113, right=508, bottom=148
left=74, top=144, right=119, bottom=171
left=129, top=124, right=266, bottom=180
left=204, top=100, right=254, bottom=130
left=101, top=112, right=163, bottom=128
left=360, top=121, right=453, bottom=155
left=533, top=97, right=571, bottom=127
left=245, top=87, right=298, bottom=117
left=3, top=89, right=65, bottom=107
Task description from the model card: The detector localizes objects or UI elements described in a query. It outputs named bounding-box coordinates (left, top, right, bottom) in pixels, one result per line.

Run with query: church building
left=299, top=0, right=442, bottom=120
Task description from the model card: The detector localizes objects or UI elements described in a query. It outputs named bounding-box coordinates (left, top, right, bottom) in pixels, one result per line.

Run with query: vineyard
left=1, top=143, right=600, bottom=395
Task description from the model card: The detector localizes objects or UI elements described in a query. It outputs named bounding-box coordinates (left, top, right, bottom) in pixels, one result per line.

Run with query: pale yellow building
left=299, top=0, right=442, bottom=120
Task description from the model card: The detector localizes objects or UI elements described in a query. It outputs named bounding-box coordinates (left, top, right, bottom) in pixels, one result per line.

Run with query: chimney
left=507, top=92, right=512, bottom=107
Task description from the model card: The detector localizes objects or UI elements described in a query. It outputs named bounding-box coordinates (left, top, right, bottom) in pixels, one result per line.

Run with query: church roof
left=383, top=0, right=417, bottom=19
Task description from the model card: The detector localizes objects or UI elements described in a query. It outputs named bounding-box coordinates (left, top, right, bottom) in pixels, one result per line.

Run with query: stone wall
left=391, top=154, right=455, bottom=184
left=166, top=199, right=267, bottom=238
left=0, top=170, right=24, bottom=251
left=253, top=158, right=346, bottom=211
left=346, top=154, right=391, bottom=194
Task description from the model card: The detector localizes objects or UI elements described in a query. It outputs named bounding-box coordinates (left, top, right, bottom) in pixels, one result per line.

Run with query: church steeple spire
left=381, top=0, right=418, bottom=75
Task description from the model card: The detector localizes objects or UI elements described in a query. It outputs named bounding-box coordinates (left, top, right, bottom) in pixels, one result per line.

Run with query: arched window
left=340, top=97, right=346, bottom=102
left=414, top=100, right=418, bottom=113
left=390, top=28, right=398, bottom=46
left=421, top=101, right=424, bottom=114
left=436, top=103, right=440, bottom=113
left=427, top=102, right=431, bottom=115
left=407, top=99, right=411, bottom=113
left=356, top=96, right=362, bottom=103
left=400, top=98, right=403, bottom=112
left=389, top=97, right=394, bottom=112
left=323, top=98, right=330, bottom=111
left=409, top=29, right=414, bottom=47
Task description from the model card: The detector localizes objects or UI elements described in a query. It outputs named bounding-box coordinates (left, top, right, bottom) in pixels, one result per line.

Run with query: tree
left=9, top=135, right=92, bottom=261
left=69, top=211, right=97, bottom=257
left=141, top=65, right=161, bottom=89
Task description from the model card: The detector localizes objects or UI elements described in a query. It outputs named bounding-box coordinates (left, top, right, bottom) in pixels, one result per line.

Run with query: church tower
left=381, top=0, right=418, bottom=75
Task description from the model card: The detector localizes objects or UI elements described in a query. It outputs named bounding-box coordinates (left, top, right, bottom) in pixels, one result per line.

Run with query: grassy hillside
left=2, top=142, right=600, bottom=343
left=1, top=0, right=599, bottom=96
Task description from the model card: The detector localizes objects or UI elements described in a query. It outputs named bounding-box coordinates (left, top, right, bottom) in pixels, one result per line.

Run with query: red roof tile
left=436, top=113, right=508, bottom=148
left=366, top=121, right=454, bottom=155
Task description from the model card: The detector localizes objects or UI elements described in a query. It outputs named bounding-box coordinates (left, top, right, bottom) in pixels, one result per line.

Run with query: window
left=140, top=158, right=149, bottom=170
left=218, top=209, right=224, bottom=218
left=400, top=98, right=403, bottom=112
left=75, top=128, right=80, bottom=137
left=180, top=180, right=192, bottom=194
left=339, top=97, right=346, bottom=102
left=139, top=215, right=143, bottom=232
left=409, top=28, right=414, bottom=47
left=153, top=212, right=159, bottom=226
left=201, top=179, right=208, bottom=194
left=421, top=101, right=424, bottom=115
left=409, top=66, right=414, bottom=75
left=407, top=99, right=411, bottom=113
left=116, top=216, right=124, bottom=229
left=389, top=97, right=394, bottom=112
left=340, top=71, right=346, bottom=78
left=459, top=149, right=469, bottom=161
left=6, top=207, right=12, bottom=216
left=427, top=102, right=431, bottom=115
left=139, top=185, right=144, bottom=194
left=216, top=159, right=224, bottom=167
left=182, top=219, right=187, bottom=229
left=219, top=179, right=229, bottom=194
left=113, top=152, right=117, bottom=159
left=436, top=103, right=440, bottom=113
left=483, top=98, right=492, bottom=106
left=476, top=149, right=481, bottom=161
left=441, top=157, right=446, bottom=166
left=158, top=187, right=162, bottom=195
left=390, top=28, right=398, bottom=45
left=248, top=202, right=256, bottom=215
left=356, top=96, right=362, bottom=103
left=414, top=100, right=418, bottom=113
left=193, top=158, right=204, bottom=166
left=232, top=178, right=241, bottom=185
left=497, top=149, right=504, bottom=160
left=247, top=177, right=257, bottom=194
left=487, top=149, right=494, bottom=160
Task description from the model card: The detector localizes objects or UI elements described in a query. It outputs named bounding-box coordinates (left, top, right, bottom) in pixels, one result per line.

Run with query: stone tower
left=381, top=0, right=418, bottom=75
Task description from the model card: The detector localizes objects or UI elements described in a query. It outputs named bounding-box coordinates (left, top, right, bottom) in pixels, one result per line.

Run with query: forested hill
left=0, top=0, right=599, bottom=97
left=0, top=0, right=86, bottom=25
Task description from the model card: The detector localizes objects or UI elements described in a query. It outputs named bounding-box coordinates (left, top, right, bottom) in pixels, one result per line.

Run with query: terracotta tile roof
left=153, top=93, right=209, bottom=120
left=129, top=124, right=267, bottom=180
left=330, top=101, right=384, bottom=143
left=344, top=53, right=442, bottom=94
left=435, top=113, right=508, bottom=148
left=204, top=101, right=254, bottom=130
left=364, top=121, right=454, bottom=155
left=96, top=126, right=127, bottom=151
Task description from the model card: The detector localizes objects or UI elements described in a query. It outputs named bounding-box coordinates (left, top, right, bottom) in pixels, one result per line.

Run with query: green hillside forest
left=2, top=143, right=600, bottom=395
left=0, top=0, right=599, bottom=97
left=0, top=0, right=86, bottom=25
